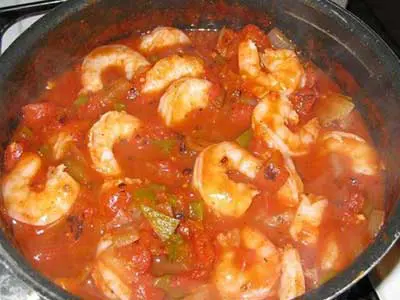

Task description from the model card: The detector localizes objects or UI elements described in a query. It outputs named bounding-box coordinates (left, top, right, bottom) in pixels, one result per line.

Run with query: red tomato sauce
left=0, top=25, right=384, bottom=300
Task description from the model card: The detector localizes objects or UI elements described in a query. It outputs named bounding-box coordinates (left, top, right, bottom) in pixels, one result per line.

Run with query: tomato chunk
left=22, top=102, right=57, bottom=128
left=290, top=88, right=318, bottom=118
left=119, top=242, right=152, bottom=274
left=239, top=24, right=271, bottom=49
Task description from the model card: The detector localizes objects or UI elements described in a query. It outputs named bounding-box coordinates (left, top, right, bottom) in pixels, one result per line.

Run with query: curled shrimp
left=252, top=92, right=320, bottom=156
left=88, top=111, right=141, bottom=176
left=238, top=40, right=304, bottom=97
left=1, top=153, right=80, bottom=226
left=139, top=26, right=191, bottom=54
left=214, top=227, right=281, bottom=299
left=289, top=194, right=328, bottom=245
left=192, top=142, right=263, bottom=217
left=92, top=231, right=140, bottom=300
left=279, top=247, right=305, bottom=300
left=320, top=131, right=380, bottom=176
left=277, top=155, right=304, bottom=207
left=158, top=78, right=212, bottom=127
left=141, top=54, right=205, bottom=94
left=81, top=44, right=149, bottom=93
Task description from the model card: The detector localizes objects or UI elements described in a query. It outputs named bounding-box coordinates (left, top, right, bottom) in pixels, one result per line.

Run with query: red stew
left=0, top=24, right=384, bottom=300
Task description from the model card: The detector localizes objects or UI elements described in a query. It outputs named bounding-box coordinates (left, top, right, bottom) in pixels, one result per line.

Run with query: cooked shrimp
left=289, top=194, right=328, bottom=245
left=141, top=55, right=205, bottom=94
left=277, top=155, right=304, bottom=207
left=320, top=131, right=380, bottom=176
left=92, top=231, right=139, bottom=300
left=1, top=153, right=79, bottom=226
left=238, top=40, right=304, bottom=97
left=252, top=92, right=320, bottom=156
left=192, top=142, right=263, bottom=217
left=158, top=78, right=212, bottom=127
left=88, top=111, right=141, bottom=176
left=214, top=227, right=281, bottom=299
left=81, top=44, right=149, bottom=93
left=279, top=247, right=305, bottom=300
left=139, top=27, right=191, bottom=54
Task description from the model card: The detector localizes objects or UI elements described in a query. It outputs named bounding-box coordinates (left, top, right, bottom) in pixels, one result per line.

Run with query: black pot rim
left=0, top=0, right=399, bottom=299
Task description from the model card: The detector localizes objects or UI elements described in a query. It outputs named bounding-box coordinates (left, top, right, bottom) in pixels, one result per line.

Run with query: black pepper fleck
left=127, top=87, right=139, bottom=101
left=182, top=168, right=192, bottom=176
left=264, top=163, right=279, bottom=181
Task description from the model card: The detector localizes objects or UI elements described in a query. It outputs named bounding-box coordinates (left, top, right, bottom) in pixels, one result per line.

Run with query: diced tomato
left=22, top=102, right=57, bottom=128
left=190, top=231, right=215, bottom=279
left=290, top=88, right=318, bottom=118
left=230, top=102, right=253, bottom=129
left=119, top=242, right=152, bottom=274
left=216, top=28, right=237, bottom=58
left=239, top=24, right=271, bottom=49
left=180, top=221, right=215, bottom=279
left=4, top=142, right=23, bottom=171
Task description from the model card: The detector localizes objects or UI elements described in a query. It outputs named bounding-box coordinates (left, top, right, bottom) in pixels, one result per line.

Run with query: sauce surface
left=0, top=25, right=384, bottom=300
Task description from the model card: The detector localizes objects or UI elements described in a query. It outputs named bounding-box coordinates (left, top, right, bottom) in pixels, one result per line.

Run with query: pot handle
left=0, top=0, right=66, bottom=52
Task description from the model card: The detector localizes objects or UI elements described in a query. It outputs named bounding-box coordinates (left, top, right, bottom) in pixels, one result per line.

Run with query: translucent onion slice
left=267, top=27, right=295, bottom=50
left=315, top=93, right=355, bottom=126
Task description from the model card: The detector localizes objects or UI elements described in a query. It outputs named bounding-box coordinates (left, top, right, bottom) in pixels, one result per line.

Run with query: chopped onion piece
left=267, top=27, right=295, bottom=50
left=315, top=93, right=355, bottom=126
left=111, top=226, right=140, bottom=248
left=368, top=209, right=385, bottom=237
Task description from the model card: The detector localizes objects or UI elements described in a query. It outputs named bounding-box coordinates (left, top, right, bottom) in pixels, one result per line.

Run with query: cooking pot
left=0, top=0, right=399, bottom=299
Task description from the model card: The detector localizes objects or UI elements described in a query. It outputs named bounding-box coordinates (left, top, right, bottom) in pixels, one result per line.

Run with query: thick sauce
left=0, top=25, right=384, bottom=300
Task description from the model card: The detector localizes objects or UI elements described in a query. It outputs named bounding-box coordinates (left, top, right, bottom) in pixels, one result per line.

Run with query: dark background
left=348, top=0, right=400, bottom=56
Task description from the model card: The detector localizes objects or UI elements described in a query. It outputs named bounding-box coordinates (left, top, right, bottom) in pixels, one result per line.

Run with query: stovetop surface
left=0, top=0, right=398, bottom=299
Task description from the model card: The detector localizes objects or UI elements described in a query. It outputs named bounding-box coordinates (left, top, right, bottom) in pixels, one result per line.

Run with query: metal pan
left=0, top=1, right=399, bottom=299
